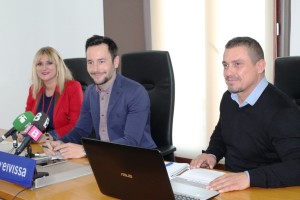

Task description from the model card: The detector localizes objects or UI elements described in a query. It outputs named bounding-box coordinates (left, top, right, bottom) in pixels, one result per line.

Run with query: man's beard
left=95, top=76, right=110, bottom=86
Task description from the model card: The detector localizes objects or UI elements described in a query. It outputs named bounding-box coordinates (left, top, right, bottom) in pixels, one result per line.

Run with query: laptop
left=82, top=138, right=219, bottom=200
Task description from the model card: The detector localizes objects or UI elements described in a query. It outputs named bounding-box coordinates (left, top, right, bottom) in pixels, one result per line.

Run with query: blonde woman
left=24, top=47, right=83, bottom=142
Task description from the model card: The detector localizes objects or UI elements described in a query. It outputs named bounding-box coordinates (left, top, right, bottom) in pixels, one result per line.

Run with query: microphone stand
left=11, top=132, right=18, bottom=149
left=25, top=144, right=49, bottom=184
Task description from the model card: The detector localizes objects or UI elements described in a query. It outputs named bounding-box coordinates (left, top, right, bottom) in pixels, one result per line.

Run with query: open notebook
left=165, top=161, right=224, bottom=183
left=82, top=138, right=223, bottom=200
left=166, top=163, right=225, bottom=191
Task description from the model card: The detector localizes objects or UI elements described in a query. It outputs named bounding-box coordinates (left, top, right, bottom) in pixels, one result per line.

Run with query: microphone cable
left=12, top=186, right=31, bottom=200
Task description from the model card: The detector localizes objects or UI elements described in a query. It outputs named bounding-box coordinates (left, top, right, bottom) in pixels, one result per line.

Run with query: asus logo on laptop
left=121, top=173, right=133, bottom=179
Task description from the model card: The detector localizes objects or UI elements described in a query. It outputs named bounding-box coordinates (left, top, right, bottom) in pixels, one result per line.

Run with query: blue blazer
left=61, top=73, right=157, bottom=149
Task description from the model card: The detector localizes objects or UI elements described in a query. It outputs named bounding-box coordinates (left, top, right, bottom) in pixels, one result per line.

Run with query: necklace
left=42, top=92, right=55, bottom=114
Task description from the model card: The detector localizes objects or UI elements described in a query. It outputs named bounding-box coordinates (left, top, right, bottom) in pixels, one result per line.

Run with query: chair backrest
left=64, top=58, right=94, bottom=92
left=121, top=51, right=176, bottom=160
left=274, top=56, right=300, bottom=108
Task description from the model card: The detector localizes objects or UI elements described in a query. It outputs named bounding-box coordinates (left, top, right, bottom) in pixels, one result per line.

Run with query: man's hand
left=42, top=140, right=63, bottom=156
left=190, top=153, right=217, bottom=169
left=207, top=172, right=250, bottom=193
left=43, top=141, right=86, bottom=159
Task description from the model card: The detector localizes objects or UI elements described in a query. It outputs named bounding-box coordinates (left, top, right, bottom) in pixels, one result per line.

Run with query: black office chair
left=64, top=58, right=96, bottom=139
left=274, top=56, right=300, bottom=109
left=64, top=58, right=94, bottom=92
left=121, top=51, right=176, bottom=161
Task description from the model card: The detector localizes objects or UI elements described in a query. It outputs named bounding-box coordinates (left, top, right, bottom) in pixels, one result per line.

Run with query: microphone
left=0, top=112, right=34, bottom=143
left=14, top=112, right=49, bottom=155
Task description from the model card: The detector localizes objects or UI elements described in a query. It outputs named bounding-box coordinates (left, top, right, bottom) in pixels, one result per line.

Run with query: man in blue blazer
left=44, top=35, right=156, bottom=158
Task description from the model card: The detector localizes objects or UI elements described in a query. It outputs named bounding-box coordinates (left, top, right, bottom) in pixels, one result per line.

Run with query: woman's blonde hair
left=31, top=47, right=73, bottom=98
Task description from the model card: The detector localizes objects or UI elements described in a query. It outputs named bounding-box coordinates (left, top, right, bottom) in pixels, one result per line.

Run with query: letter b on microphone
left=27, top=126, right=42, bottom=142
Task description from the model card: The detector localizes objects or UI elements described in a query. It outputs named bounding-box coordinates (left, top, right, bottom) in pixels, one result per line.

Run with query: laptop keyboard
left=174, top=193, right=200, bottom=200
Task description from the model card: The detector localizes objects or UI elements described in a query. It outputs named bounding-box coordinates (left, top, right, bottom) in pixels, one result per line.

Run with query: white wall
left=290, top=0, right=300, bottom=55
left=0, top=0, right=104, bottom=129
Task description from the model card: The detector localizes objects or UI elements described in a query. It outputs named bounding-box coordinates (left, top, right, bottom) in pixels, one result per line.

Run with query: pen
left=165, top=162, right=173, bottom=167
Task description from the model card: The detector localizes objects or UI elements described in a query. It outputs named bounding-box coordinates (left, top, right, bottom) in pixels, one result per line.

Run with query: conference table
left=1, top=129, right=300, bottom=200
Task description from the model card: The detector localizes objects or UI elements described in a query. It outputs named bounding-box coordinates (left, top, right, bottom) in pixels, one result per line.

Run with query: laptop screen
left=82, top=138, right=175, bottom=199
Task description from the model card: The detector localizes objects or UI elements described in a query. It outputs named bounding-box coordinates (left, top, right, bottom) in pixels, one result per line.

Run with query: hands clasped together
left=190, top=153, right=250, bottom=193
left=42, top=141, right=86, bottom=159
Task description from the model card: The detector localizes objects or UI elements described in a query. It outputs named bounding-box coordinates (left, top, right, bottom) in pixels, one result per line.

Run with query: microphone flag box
left=24, top=125, right=42, bottom=142
left=0, top=151, right=36, bottom=188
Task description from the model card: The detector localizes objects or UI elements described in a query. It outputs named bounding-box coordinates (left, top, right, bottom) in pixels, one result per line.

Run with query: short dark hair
left=85, top=35, right=118, bottom=60
left=225, top=36, right=264, bottom=64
